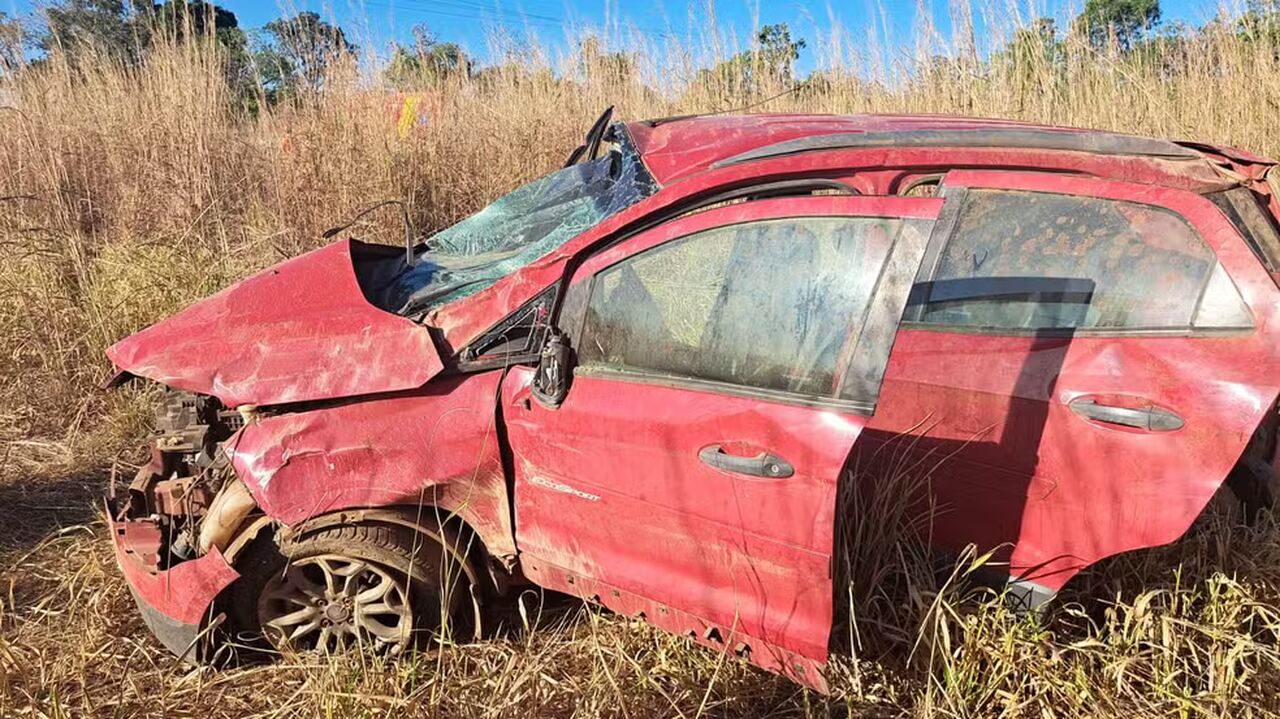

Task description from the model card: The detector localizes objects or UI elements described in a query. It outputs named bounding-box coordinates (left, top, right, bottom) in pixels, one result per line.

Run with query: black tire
left=223, top=521, right=470, bottom=658
left=1225, top=455, right=1277, bottom=522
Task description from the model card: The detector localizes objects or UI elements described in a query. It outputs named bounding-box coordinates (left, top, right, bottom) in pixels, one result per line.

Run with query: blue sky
left=4, top=0, right=1229, bottom=71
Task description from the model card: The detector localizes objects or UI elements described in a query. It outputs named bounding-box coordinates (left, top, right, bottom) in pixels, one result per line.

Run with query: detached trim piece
left=711, top=129, right=1203, bottom=169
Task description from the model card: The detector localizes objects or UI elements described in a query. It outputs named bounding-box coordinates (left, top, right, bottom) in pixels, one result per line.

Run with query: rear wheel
left=227, top=522, right=469, bottom=656
left=1204, top=454, right=1277, bottom=525
left=1224, top=455, right=1277, bottom=521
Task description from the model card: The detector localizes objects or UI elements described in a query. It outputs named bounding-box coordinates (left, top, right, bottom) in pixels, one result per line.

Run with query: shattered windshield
left=360, top=128, right=657, bottom=317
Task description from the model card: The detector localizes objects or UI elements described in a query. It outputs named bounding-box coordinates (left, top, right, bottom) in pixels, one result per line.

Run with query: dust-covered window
left=913, top=189, right=1247, bottom=331
left=578, top=216, right=903, bottom=397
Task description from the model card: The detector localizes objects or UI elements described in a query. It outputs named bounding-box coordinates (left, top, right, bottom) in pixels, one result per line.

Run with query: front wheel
left=227, top=522, right=469, bottom=657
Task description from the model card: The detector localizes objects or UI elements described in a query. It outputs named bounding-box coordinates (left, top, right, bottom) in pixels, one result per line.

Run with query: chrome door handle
left=1068, top=398, right=1184, bottom=432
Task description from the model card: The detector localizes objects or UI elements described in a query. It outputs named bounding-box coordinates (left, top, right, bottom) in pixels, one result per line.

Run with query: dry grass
left=3, top=5, right=1280, bottom=717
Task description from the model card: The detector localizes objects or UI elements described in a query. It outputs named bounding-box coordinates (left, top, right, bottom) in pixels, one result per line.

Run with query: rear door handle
left=698, top=445, right=795, bottom=478
left=1068, top=398, right=1184, bottom=432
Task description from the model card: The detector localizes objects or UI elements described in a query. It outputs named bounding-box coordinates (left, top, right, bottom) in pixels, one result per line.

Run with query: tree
left=36, top=1, right=247, bottom=75
left=0, top=11, right=24, bottom=72
left=149, top=0, right=238, bottom=42
left=262, top=11, right=357, bottom=91
left=992, top=17, right=1065, bottom=109
left=1237, top=0, right=1280, bottom=47
left=751, top=24, right=805, bottom=83
left=248, top=34, right=296, bottom=105
left=145, top=2, right=253, bottom=103
left=38, top=0, right=147, bottom=63
left=383, top=25, right=469, bottom=88
left=696, top=23, right=806, bottom=97
left=1074, top=0, right=1162, bottom=52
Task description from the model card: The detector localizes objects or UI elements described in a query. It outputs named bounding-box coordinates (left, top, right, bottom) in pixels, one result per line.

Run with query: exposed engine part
left=116, top=390, right=252, bottom=568
left=151, top=475, right=217, bottom=516
left=198, top=479, right=257, bottom=554
left=152, top=391, right=246, bottom=467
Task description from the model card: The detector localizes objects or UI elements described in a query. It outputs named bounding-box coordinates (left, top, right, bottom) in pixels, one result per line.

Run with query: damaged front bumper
left=105, top=495, right=239, bottom=660
left=104, top=390, right=256, bottom=659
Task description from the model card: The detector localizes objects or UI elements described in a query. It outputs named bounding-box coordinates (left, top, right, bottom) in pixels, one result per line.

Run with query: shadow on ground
left=0, top=468, right=105, bottom=557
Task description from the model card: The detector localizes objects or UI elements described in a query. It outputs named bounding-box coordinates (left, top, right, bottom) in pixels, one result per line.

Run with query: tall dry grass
left=2, top=5, right=1280, bottom=717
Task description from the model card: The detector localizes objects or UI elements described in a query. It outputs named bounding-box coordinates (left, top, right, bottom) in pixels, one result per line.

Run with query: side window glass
left=579, top=217, right=905, bottom=397
left=916, top=189, right=1232, bottom=331
left=1193, top=262, right=1253, bottom=329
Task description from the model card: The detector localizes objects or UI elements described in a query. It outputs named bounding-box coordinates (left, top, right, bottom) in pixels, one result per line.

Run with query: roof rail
left=710, top=128, right=1203, bottom=168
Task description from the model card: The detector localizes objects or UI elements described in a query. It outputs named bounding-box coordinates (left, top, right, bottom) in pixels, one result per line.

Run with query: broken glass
left=358, top=128, right=657, bottom=317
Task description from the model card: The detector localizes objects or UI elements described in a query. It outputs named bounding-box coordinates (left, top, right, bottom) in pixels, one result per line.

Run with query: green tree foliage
left=0, top=11, right=24, bottom=72
left=261, top=11, right=357, bottom=93
left=150, top=0, right=237, bottom=42
left=1237, top=0, right=1280, bottom=46
left=696, top=23, right=806, bottom=97
left=992, top=18, right=1064, bottom=110
left=1127, top=20, right=1197, bottom=77
left=384, top=25, right=470, bottom=89
left=36, top=2, right=248, bottom=77
left=39, top=0, right=146, bottom=63
left=1075, top=0, right=1162, bottom=51
left=148, top=2, right=254, bottom=102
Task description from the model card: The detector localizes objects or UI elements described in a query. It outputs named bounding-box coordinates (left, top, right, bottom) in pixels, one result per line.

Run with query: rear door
left=873, top=170, right=1280, bottom=598
left=501, top=195, right=941, bottom=687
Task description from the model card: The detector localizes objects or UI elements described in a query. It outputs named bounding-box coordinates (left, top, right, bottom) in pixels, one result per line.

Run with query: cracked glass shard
left=361, top=126, right=657, bottom=316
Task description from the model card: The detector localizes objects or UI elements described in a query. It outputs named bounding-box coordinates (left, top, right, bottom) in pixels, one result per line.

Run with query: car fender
left=224, top=371, right=516, bottom=561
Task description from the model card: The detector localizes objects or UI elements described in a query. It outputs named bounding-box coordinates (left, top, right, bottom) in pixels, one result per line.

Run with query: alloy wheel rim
left=257, top=554, right=414, bottom=654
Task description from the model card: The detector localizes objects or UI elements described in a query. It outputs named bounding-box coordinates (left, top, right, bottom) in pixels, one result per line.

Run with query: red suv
left=104, top=111, right=1280, bottom=690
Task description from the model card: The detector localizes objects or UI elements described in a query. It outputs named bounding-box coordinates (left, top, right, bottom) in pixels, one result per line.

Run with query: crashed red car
left=105, top=111, right=1280, bottom=690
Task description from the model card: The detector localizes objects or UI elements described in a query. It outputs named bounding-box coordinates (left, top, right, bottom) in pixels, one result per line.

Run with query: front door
left=867, top=170, right=1280, bottom=599
left=501, top=195, right=941, bottom=686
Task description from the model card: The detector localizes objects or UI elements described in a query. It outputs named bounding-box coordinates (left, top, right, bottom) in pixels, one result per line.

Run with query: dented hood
left=107, top=240, right=444, bottom=407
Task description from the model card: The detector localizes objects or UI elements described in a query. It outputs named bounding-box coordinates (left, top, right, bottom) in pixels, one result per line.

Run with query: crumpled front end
left=106, top=392, right=257, bottom=659
left=107, top=239, right=445, bottom=409
left=106, top=499, right=238, bottom=658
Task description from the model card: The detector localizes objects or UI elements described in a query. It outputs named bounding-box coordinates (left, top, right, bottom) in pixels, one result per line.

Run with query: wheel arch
left=271, top=504, right=493, bottom=632
left=222, top=373, right=518, bottom=569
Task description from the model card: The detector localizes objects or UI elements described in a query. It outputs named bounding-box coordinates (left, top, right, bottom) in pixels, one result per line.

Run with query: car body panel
left=505, top=368, right=856, bottom=689
left=224, top=372, right=515, bottom=558
left=107, top=507, right=238, bottom=655
left=107, top=239, right=443, bottom=408
left=105, top=116, right=1243, bottom=413
left=862, top=170, right=1280, bottom=591
left=501, top=195, right=942, bottom=688
left=623, top=114, right=1236, bottom=186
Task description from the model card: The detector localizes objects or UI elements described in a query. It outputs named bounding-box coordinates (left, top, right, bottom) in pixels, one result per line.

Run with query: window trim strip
left=573, top=365, right=877, bottom=415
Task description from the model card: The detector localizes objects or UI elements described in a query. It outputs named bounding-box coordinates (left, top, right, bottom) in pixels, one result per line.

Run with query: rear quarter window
left=912, top=189, right=1251, bottom=332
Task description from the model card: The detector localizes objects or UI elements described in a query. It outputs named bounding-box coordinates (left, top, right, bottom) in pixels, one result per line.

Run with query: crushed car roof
left=623, top=113, right=1245, bottom=186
